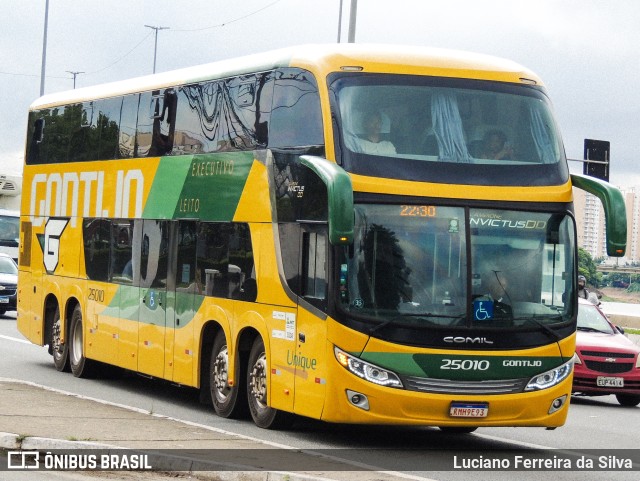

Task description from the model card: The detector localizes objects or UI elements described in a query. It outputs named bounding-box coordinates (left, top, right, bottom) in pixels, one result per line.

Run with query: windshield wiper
left=577, top=326, right=610, bottom=334
left=513, top=315, right=562, bottom=341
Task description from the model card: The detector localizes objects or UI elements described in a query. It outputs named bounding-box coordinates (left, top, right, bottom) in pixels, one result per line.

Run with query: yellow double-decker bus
left=18, top=44, right=626, bottom=430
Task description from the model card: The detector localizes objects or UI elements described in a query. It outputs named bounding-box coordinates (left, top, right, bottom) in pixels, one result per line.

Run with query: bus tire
left=51, top=306, right=70, bottom=372
left=210, top=330, right=247, bottom=418
left=247, top=336, right=294, bottom=429
left=68, top=305, right=98, bottom=378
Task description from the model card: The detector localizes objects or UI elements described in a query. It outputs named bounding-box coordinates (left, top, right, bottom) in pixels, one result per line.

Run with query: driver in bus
left=355, top=109, right=397, bottom=156
left=480, top=129, right=514, bottom=160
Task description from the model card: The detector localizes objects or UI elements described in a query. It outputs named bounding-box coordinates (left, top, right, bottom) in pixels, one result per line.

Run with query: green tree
left=578, top=248, right=602, bottom=287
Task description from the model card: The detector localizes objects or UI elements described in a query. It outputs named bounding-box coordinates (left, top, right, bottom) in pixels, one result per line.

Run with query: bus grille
left=405, top=376, right=528, bottom=394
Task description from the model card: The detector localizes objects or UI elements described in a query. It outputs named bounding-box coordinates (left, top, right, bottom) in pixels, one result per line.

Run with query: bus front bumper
left=321, top=363, right=572, bottom=428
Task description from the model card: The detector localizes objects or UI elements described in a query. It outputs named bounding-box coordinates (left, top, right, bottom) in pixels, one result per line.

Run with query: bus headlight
left=334, top=346, right=403, bottom=388
left=524, top=359, right=574, bottom=391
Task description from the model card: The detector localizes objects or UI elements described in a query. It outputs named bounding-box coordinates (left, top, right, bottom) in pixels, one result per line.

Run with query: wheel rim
left=52, top=317, right=64, bottom=360
left=249, top=351, right=268, bottom=410
left=71, top=319, right=83, bottom=365
left=213, top=346, right=231, bottom=402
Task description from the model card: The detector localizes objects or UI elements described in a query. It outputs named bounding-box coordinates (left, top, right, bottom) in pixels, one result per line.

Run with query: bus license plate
left=449, top=402, right=488, bottom=418
left=597, top=376, right=623, bottom=387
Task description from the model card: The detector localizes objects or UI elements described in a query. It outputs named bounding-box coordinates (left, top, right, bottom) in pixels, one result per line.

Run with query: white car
left=0, top=252, right=17, bottom=315
left=0, top=209, right=19, bottom=263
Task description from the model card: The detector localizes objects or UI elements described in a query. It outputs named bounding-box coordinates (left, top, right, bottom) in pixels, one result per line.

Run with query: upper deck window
left=330, top=74, right=568, bottom=186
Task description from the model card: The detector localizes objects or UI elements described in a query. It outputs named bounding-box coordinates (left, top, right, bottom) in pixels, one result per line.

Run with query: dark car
left=572, top=298, right=640, bottom=406
left=0, top=253, right=17, bottom=315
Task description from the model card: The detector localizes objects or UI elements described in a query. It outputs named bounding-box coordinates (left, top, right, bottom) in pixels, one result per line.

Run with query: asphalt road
left=1, top=310, right=639, bottom=481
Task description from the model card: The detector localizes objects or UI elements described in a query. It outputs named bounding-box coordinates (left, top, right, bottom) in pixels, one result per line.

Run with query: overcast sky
left=1, top=0, right=639, bottom=186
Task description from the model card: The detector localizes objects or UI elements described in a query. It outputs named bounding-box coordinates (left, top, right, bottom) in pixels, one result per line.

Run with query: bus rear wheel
left=51, top=306, right=69, bottom=372
left=210, top=330, right=246, bottom=418
left=68, top=305, right=98, bottom=378
left=247, top=337, right=293, bottom=429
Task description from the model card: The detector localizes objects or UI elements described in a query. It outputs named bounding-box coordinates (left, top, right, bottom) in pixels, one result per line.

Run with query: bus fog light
left=548, top=395, right=567, bottom=414
left=346, top=389, right=370, bottom=410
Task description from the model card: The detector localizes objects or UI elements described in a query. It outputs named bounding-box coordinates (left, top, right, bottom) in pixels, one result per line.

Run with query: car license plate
left=597, top=376, right=623, bottom=387
left=449, top=402, right=488, bottom=418
left=0, top=298, right=8, bottom=304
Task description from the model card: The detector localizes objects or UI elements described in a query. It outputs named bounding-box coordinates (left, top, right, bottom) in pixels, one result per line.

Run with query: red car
left=572, top=298, right=640, bottom=406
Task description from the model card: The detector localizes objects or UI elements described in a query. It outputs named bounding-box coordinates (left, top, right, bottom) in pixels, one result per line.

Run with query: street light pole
left=337, top=0, right=343, bottom=42
left=40, top=0, right=50, bottom=96
left=145, top=25, right=169, bottom=74
left=66, top=71, right=84, bottom=89
left=347, top=0, right=357, bottom=43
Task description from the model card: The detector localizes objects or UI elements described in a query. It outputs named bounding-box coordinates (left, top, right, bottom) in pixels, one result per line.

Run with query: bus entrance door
left=137, top=220, right=169, bottom=378
left=292, top=227, right=328, bottom=419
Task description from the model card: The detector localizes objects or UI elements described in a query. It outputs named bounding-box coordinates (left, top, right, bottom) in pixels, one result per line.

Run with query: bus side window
left=149, top=89, right=177, bottom=156
left=197, top=223, right=231, bottom=298
left=110, top=220, right=135, bottom=284
left=176, top=220, right=197, bottom=292
left=302, top=229, right=327, bottom=309
left=269, top=68, right=324, bottom=149
left=228, top=224, right=256, bottom=302
left=83, top=218, right=110, bottom=281
left=196, top=223, right=256, bottom=300
left=119, top=94, right=139, bottom=159
left=27, top=116, right=45, bottom=164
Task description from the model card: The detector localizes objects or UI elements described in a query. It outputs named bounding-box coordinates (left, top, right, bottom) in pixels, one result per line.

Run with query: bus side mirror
left=571, top=173, right=626, bottom=257
left=300, top=155, right=353, bottom=245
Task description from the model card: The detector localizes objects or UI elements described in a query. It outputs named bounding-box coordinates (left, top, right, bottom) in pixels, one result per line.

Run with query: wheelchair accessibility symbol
left=147, top=290, right=158, bottom=311
left=473, top=300, right=493, bottom=321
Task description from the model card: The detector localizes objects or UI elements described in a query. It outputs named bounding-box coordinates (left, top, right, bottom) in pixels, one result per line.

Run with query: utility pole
left=66, top=71, right=84, bottom=89
left=348, top=0, right=357, bottom=43
left=40, top=0, right=50, bottom=96
left=145, top=25, right=169, bottom=74
left=337, top=0, right=344, bottom=42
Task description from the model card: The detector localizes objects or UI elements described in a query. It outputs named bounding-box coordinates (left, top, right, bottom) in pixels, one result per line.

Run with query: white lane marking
left=0, top=334, right=32, bottom=345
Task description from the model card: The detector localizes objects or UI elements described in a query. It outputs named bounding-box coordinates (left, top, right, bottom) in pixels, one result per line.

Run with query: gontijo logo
left=29, top=169, right=144, bottom=227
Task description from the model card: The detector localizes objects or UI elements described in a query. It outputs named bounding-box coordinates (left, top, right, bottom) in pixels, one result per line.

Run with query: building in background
left=574, top=186, right=639, bottom=264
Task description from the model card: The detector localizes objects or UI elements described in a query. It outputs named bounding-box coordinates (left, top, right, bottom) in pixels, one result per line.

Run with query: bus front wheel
left=247, top=337, right=293, bottom=429
left=210, top=330, right=246, bottom=418
left=51, top=306, right=69, bottom=372
left=68, top=305, right=98, bottom=378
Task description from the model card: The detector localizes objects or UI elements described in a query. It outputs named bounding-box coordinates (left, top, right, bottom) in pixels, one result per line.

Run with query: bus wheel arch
left=246, top=335, right=294, bottom=429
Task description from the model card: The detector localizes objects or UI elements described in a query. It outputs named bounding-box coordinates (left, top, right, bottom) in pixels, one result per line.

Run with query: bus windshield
left=337, top=204, right=576, bottom=330
left=331, top=74, right=568, bottom=186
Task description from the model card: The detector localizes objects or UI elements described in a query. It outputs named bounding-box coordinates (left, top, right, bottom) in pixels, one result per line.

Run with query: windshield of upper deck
left=331, top=75, right=567, bottom=183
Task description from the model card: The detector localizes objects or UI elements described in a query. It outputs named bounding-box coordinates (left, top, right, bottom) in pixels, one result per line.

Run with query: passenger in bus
left=355, top=109, right=397, bottom=156
left=479, top=129, right=514, bottom=160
